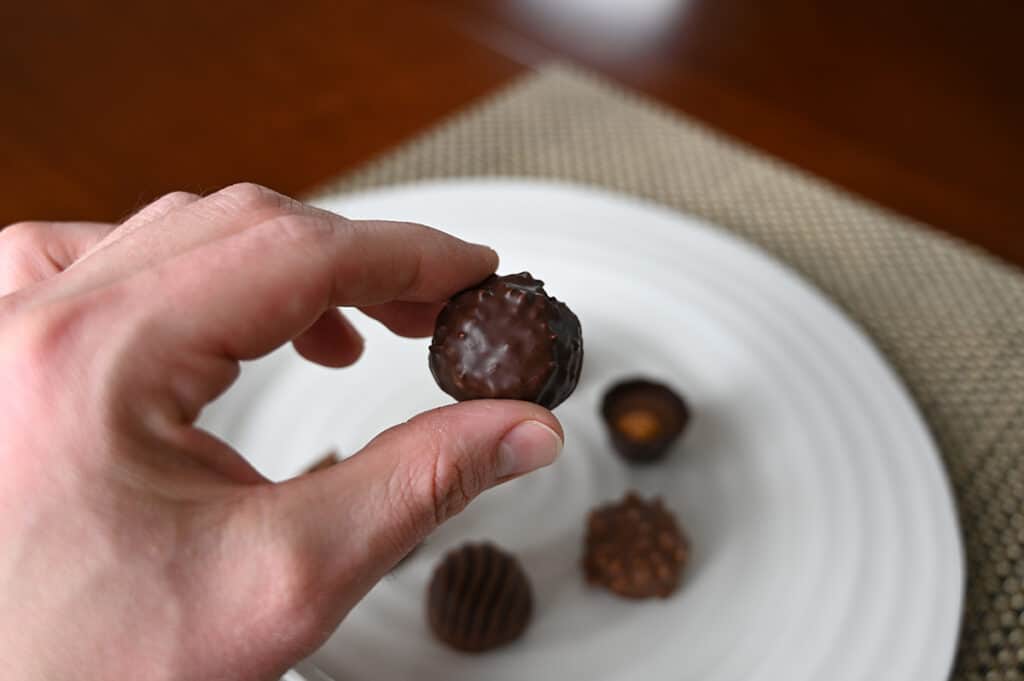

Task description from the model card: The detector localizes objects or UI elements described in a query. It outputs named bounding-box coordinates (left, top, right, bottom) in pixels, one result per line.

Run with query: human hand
left=0, top=184, right=563, bottom=681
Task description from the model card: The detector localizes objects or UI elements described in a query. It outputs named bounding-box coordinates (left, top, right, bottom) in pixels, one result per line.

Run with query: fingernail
left=496, top=421, right=563, bottom=480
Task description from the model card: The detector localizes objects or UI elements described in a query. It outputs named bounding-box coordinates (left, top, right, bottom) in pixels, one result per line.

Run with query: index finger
left=127, top=207, right=497, bottom=416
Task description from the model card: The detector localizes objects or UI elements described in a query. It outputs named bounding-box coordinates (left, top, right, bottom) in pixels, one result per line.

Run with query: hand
left=0, top=184, right=563, bottom=681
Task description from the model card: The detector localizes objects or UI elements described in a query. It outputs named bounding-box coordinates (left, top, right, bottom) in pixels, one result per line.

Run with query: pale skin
left=0, top=183, right=564, bottom=681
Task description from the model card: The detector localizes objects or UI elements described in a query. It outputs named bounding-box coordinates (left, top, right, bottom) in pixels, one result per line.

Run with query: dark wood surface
left=0, top=1, right=522, bottom=221
left=438, top=0, right=1024, bottom=265
left=1, top=1, right=1021, bottom=267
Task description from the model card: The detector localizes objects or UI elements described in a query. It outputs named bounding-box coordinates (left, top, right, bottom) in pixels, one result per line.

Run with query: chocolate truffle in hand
left=429, top=273, right=583, bottom=409
left=427, top=543, right=533, bottom=652
left=601, top=378, right=689, bottom=463
left=584, top=492, right=688, bottom=599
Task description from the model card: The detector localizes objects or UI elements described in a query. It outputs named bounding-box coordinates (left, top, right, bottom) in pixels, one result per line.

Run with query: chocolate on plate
left=601, top=378, right=689, bottom=463
left=427, top=542, right=533, bottom=652
left=429, top=273, right=583, bottom=409
left=583, top=492, right=689, bottom=599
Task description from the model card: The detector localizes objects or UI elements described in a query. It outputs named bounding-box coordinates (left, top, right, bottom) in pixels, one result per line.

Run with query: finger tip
left=464, top=241, right=499, bottom=274
left=292, top=335, right=364, bottom=368
left=292, top=308, right=366, bottom=367
left=533, top=408, right=563, bottom=443
left=359, top=301, right=442, bottom=338
left=483, top=245, right=500, bottom=271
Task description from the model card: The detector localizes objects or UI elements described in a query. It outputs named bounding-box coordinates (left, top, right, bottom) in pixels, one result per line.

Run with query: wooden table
left=2, top=1, right=1021, bottom=267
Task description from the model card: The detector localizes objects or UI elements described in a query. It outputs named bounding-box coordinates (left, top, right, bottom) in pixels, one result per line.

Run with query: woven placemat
left=311, top=63, right=1024, bottom=680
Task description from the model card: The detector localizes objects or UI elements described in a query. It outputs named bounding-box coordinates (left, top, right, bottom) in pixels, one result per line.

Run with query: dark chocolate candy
left=427, top=542, right=533, bottom=652
left=429, top=273, right=583, bottom=409
left=601, top=378, right=689, bottom=463
left=583, top=492, right=689, bottom=599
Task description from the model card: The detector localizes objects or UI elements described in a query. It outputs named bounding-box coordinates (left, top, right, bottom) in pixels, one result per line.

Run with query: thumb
left=263, top=400, right=563, bottom=612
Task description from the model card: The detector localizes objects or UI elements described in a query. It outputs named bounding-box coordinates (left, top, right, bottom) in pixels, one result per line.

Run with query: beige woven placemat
left=312, top=63, right=1024, bottom=680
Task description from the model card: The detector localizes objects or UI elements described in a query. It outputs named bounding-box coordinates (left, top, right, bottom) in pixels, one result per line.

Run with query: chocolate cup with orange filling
left=601, top=378, right=689, bottom=463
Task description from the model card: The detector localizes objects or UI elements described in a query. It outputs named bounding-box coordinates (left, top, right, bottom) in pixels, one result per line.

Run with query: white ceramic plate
left=199, top=180, right=963, bottom=681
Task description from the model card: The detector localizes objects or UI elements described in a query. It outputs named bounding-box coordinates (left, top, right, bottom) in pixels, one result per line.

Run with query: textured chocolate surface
left=601, top=378, right=689, bottom=463
left=427, top=542, right=533, bottom=652
left=429, top=272, right=582, bottom=409
left=584, top=492, right=689, bottom=599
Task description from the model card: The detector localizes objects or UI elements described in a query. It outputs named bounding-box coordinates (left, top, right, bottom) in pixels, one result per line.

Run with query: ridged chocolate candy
left=584, top=492, right=689, bottom=599
left=427, top=542, right=533, bottom=652
left=429, top=272, right=583, bottom=409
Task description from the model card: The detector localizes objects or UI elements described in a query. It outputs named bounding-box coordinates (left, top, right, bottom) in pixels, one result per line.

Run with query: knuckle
left=232, top=488, right=325, bottom=627
left=5, top=282, right=124, bottom=363
left=432, top=455, right=482, bottom=523
left=350, top=220, right=424, bottom=296
left=268, top=212, right=336, bottom=251
left=0, top=303, right=88, bottom=403
left=8, top=299, right=88, bottom=361
left=389, top=416, right=493, bottom=527
left=158, top=190, right=196, bottom=203
left=236, top=212, right=341, bottom=278
left=122, top=192, right=199, bottom=228
left=1, top=221, right=48, bottom=252
left=149, top=191, right=197, bottom=211
left=0, top=222, right=63, bottom=296
left=262, top=537, right=323, bottom=629
left=216, top=182, right=295, bottom=216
